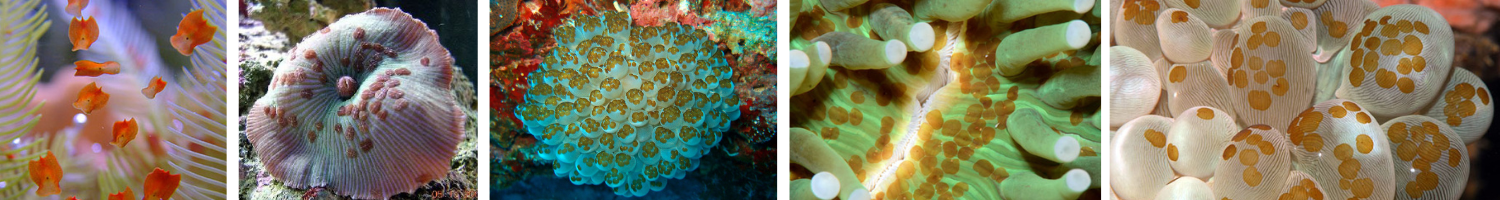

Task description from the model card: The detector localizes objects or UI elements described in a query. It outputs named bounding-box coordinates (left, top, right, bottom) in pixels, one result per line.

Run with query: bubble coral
left=246, top=8, right=465, bottom=199
left=1381, top=115, right=1468, bottom=199
left=514, top=10, right=741, bottom=197
left=789, top=0, right=1102, bottom=199
left=1108, top=2, right=1492, bottom=200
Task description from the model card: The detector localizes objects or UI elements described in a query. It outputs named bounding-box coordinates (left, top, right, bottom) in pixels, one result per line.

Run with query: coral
left=703, top=10, right=775, bottom=58
left=491, top=0, right=519, bottom=35
left=245, top=8, right=465, bottom=199
left=629, top=0, right=712, bottom=27
left=790, top=0, right=1102, bottom=199
left=789, top=128, right=867, bottom=200
left=1382, top=115, right=1468, bottom=199
left=515, top=10, right=741, bottom=197
left=912, top=0, right=991, bottom=22
left=1109, top=1, right=1495, bottom=200
left=245, top=0, right=373, bottom=43
left=491, top=0, right=574, bottom=128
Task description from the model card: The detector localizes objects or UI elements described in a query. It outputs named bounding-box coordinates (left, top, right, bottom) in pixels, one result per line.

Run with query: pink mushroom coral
left=246, top=8, right=465, bottom=199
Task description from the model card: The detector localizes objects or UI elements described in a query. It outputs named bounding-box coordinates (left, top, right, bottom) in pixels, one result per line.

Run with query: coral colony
left=515, top=10, right=742, bottom=197
left=8, top=0, right=229, bottom=198
left=1110, top=0, right=1493, bottom=199
left=246, top=8, right=465, bottom=199
left=789, top=0, right=1103, bottom=199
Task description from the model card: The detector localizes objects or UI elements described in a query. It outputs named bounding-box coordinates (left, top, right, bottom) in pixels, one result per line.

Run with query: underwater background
left=2, top=0, right=229, bottom=199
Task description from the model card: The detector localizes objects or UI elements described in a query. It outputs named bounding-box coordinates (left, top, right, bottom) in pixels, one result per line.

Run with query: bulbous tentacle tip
left=1054, top=136, right=1081, bottom=163
left=810, top=171, right=840, bottom=200
left=1064, top=168, right=1092, bottom=192
left=847, top=188, right=871, bottom=200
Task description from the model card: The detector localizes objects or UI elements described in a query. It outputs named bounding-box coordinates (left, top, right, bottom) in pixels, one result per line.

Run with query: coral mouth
left=338, top=76, right=357, bottom=98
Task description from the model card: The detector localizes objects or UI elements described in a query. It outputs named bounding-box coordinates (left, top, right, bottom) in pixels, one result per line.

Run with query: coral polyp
left=514, top=10, right=741, bottom=197
left=1108, top=1, right=1497, bottom=199
left=245, top=8, right=465, bottom=199
left=789, top=0, right=1103, bottom=199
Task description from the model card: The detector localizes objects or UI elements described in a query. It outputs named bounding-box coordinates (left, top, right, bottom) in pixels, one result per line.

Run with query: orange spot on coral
left=1330, top=106, right=1348, bottom=118
left=1223, top=144, right=1239, bottom=160
left=1167, top=143, right=1180, bottom=161
left=1398, top=77, right=1415, bottom=93
left=112, top=118, right=138, bottom=148
left=1247, top=90, right=1273, bottom=110
left=850, top=90, right=866, bottom=104
left=827, top=106, right=848, bottom=125
left=1481, top=88, right=1491, bottom=104
left=68, top=16, right=99, bottom=51
left=1169, top=65, right=1187, bottom=83
left=142, top=76, right=167, bottom=99
left=1403, top=35, right=1424, bottom=56
left=73, top=82, right=110, bottom=114
left=1239, top=149, right=1260, bottom=165
left=1196, top=107, right=1215, bottom=120
left=170, top=9, right=218, bottom=55
left=1243, top=166, right=1263, bottom=186
left=1356, top=134, right=1374, bottom=154
left=1376, top=69, right=1399, bottom=88
left=941, top=158, right=960, bottom=174
left=1171, top=11, right=1190, bottom=23
left=28, top=151, right=62, bottom=196
left=74, top=60, right=121, bottom=77
left=1290, top=12, right=1309, bottom=29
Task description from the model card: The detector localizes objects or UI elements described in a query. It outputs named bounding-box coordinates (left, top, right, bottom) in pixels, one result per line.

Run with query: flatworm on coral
left=111, top=118, right=137, bottom=147
left=28, top=151, right=62, bottom=196
left=73, top=82, right=109, bottom=114
left=73, top=60, right=119, bottom=76
left=171, top=9, right=216, bottom=55
left=141, top=76, right=165, bottom=99
left=142, top=168, right=181, bottom=200
left=68, top=16, right=97, bottom=51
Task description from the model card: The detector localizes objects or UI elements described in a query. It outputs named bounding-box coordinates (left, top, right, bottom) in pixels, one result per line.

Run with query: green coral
left=705, top=11, right=775, bottom=58
left=788, top=0, right=1101, bottom=199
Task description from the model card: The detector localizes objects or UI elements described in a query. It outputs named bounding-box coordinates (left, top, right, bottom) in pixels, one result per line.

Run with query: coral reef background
left=237, top=1, right=479, bottom=199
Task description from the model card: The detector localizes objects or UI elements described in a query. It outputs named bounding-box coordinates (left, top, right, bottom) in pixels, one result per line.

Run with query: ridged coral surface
left=246, top=8, right=464, bottom=199
left=515, top=11, right=741, bottom=197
